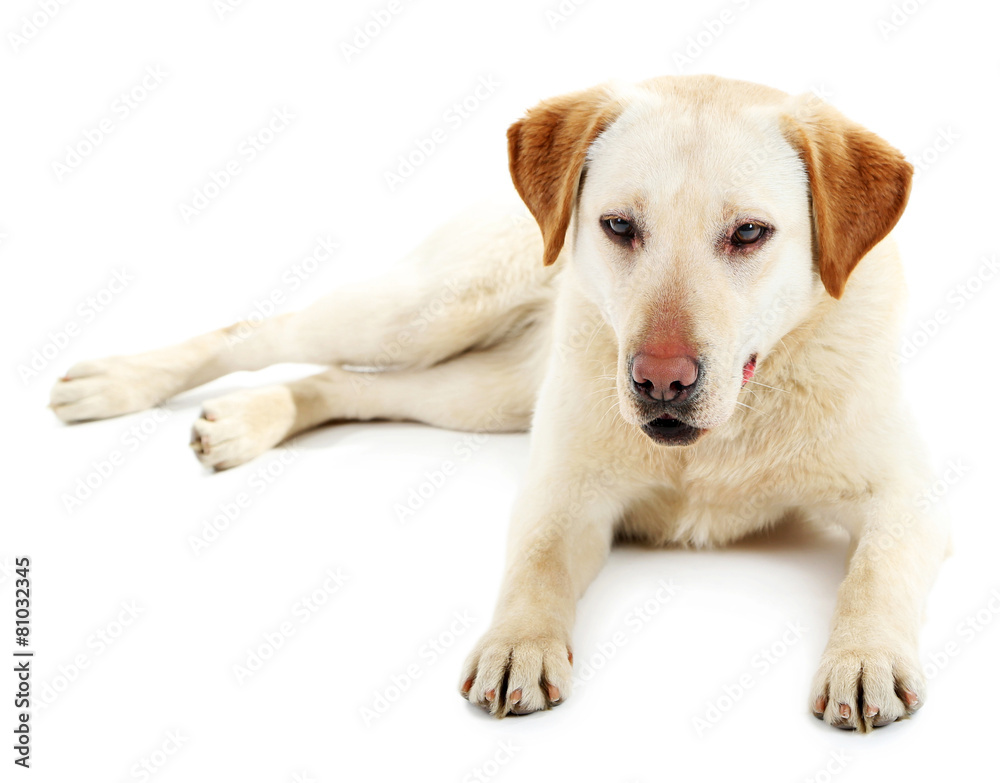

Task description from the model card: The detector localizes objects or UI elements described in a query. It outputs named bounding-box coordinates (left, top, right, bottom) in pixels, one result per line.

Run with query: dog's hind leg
left=190, top=321, right=549, bottom=470
left=50, top=204, right=551, bottom=423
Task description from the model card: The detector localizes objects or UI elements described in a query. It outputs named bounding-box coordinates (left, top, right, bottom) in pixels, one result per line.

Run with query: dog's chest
left=621, top=443, right=799, bottom=547
left=628, top=484, right=786, bottom=549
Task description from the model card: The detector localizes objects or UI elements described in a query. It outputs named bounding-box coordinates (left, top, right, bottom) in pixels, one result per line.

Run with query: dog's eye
left=604, top=217, right=635, bottom=238
left=732, top=223, right=765, bottom=245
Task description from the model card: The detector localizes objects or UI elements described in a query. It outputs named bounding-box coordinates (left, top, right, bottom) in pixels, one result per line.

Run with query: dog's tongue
left=742, top=357, right=756, bottom=386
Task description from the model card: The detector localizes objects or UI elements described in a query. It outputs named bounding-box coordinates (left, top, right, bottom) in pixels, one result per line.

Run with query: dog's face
left=508, top=76, right=912, bottom=445
left=573, top=87, right=818, bottom=441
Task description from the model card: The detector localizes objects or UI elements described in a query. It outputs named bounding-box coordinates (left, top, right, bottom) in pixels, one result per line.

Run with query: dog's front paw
left=190, top=388, right=295, bottom=470
left=459, top=627, right=573, bottom=718
left=810, top=642, right=924, bottom=732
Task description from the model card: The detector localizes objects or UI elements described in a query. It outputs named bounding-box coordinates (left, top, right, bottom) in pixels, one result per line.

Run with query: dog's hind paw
left=50, top=357, right=178, bottom=422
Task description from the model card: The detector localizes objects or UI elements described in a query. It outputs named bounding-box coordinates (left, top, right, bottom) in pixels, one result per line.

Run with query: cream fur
left=49, top=75, right=948, bottom=732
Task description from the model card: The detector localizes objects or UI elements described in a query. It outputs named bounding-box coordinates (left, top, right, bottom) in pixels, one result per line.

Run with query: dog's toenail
left=839, top=703, right=851, bottom=718
left=485, top=689, right=496, bottom=701
left=814, top=696, right=827, bottom=714
left=864, top=704, right=879, bottom=718
left=510, top=688, right=522, bottom=704
left=461, top=678, right=473, bottom=694
left=547, top=684, right=560, bottom=703
left=902, top=690, right=919, bottom=707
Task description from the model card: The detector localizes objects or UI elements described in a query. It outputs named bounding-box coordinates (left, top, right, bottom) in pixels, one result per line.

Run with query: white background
left=3, top=0, right=999, bottom=780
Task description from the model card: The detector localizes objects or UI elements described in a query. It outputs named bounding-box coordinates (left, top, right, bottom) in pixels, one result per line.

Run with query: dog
left=50, top=75, right=949, bottom=731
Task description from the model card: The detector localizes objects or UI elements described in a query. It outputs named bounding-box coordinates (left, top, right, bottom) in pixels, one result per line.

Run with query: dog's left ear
left=508, top=85, right=623, bottom=266
left=782, top=97, right=913, bottom=299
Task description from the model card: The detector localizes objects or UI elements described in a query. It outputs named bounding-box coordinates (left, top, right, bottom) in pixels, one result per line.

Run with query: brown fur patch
left=782, top=101, right=913, bottom=299
left=507, top=86, right=623, bottom=266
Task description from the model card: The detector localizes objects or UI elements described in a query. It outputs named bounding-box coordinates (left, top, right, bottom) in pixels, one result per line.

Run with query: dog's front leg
left=460, top=463, right=627, bottom=717
left=812, top=493, right=949, bottom=731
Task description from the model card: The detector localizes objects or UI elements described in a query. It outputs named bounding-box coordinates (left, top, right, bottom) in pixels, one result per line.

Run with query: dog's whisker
left=735, top=400, right=768, bottom=417
left=582, top=320, right=607, bottom=357
left=588, top=396, right=620, bottom=419
left=585, top=386, right=619, bottom=405
left=746, top=380, right=790, bottom=394
left=586, top=387, right=618, bottom=400
left=596, top=404, right=621, bottom=431
left=777, top=337, right=793, bottom=362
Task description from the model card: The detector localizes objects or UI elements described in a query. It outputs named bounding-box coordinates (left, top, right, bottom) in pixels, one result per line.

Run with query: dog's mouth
left=640, top=414, right=703, bottom=445
left=637, top=354, right=758, bottom=445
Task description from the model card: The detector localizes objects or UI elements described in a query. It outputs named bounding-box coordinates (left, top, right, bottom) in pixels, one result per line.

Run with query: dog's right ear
left=507, top=86, right=623, bottom=266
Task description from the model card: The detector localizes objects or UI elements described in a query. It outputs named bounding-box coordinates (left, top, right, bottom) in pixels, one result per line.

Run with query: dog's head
left=508, top=75, right=912, bottom=445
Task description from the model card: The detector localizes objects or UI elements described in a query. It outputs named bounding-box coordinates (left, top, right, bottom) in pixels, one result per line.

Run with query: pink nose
left=631, top=353, right=700, bottom=401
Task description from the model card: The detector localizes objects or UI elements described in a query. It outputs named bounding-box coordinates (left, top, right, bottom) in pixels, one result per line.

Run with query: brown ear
left=507, top=86, right=623, bottom=266
left=782, top=98, right=913, bottom=299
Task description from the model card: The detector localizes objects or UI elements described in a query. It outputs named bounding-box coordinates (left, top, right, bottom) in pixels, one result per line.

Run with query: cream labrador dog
left=50, top=75, right=948, bottom=731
